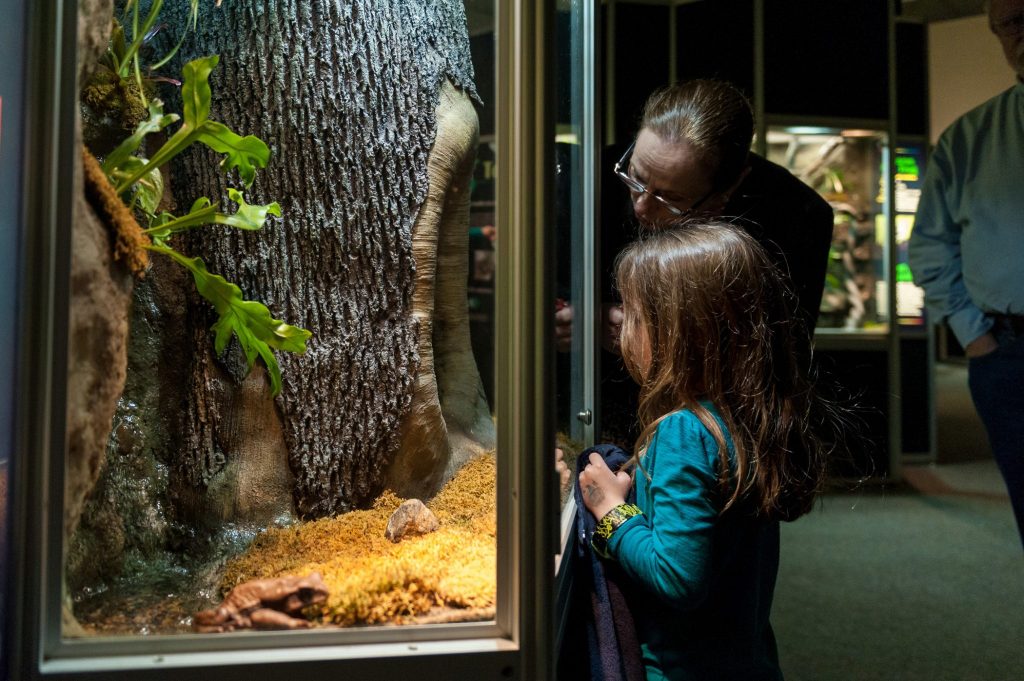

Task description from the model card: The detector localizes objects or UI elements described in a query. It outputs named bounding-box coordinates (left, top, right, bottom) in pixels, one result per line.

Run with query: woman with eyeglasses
left=596, top=79, right=834, bottom=446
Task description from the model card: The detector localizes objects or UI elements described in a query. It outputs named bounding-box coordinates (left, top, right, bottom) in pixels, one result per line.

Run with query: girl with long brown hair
left=579, top=222, right=835, bottom=680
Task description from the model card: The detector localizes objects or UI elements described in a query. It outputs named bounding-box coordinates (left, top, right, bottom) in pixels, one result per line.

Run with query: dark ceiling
left=899, top=0, right=986, bottom=22
left=463, top=1, right=989, bottom=37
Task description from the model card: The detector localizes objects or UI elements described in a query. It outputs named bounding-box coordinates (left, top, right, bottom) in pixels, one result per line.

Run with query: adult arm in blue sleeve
left=908, top=136, right=992, bottom=346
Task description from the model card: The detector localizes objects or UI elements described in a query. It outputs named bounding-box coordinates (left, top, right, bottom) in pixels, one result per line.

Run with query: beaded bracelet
left=591, top=503, right=643, bottom=559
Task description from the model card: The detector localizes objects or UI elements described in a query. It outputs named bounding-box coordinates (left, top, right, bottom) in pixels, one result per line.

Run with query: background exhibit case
left=762, top=123, right=933, bottom=470
left=763, top=123, right=899, bottom=478
left=765, top=125, right=892, bottom=333
left=1, top=0, right=597, bottom=678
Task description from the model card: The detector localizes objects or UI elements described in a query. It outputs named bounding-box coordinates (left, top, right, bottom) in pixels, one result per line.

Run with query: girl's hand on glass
left=578, top=451, right=632, bottom=520
left=554, top=447, right=571, bottom=494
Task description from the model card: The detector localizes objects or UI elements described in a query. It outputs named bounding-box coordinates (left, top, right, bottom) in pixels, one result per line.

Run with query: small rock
left=385, top=499, right=439, bottom=543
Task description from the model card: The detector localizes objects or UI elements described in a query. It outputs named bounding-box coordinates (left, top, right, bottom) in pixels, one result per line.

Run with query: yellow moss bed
left=220, top=454, right=497, bottom=627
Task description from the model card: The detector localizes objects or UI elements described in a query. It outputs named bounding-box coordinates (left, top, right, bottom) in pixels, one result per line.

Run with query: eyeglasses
left=992, top=11, right=1024, bottom=38
left=614, top=141, right=716, bottom=217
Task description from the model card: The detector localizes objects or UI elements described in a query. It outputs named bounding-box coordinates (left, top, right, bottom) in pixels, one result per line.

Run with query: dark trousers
left=968, top=321, right=1024, bottom=550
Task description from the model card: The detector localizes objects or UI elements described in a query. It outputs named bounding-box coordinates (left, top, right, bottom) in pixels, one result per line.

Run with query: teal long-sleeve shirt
left=607, top=408, right=782, bottom=681
left=908, top=81, right=1024, bottom=347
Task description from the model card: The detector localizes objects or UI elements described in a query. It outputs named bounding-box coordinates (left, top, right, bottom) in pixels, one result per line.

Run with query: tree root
left=81, top=144, right=150, bottom=278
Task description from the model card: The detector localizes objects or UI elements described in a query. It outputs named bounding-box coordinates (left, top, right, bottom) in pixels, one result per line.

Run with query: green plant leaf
left=148, top=244, right=311, bottom=396
left=101, top=99, right=179, bottom=176
left=114, top=56, right=271, bottom=194
left=143, top=190, right=281, bottom=241
left=195, top=121, right=270, bottom=188
left=113, top=158, right=164, bottom=215
left=110, top=19, right=128, bottom=67
left=117, top=0, right=164, bottom=86
left=222, top=188, right=282, bottom=230
left=181, top=54, right=217, bottom=125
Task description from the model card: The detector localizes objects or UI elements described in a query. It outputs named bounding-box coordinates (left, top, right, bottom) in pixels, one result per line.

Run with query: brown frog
left=193, top=572, right=329, bottom=633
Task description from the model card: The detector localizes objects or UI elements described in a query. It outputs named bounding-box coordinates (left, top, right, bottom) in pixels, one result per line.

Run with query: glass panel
left=766, top=126, right=890, bottom=332
left=0, top=0, right=28, bottom=654
left=468, top=1, right=498, bottom=414
left=63, top=0, right=499, bottom=640
left=553, top=0, right=590, bottom=515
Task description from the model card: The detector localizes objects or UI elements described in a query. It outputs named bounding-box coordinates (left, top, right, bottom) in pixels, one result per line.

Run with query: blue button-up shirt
left=909, top=81, right=1024, bottom=347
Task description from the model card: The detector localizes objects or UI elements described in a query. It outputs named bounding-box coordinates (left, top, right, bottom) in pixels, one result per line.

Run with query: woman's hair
left=639, top=79, right=754, bottom=191
left=614, top=222, right=832, bottom=521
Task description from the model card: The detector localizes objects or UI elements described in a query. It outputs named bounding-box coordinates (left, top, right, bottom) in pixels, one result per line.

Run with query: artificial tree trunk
left=160, top=0, right=493, bottom=518
left=65, top=0, right=122, bottom=634
left=64, top=2, right=494, bottom=626
left=389, top=80, right=493, bottom=498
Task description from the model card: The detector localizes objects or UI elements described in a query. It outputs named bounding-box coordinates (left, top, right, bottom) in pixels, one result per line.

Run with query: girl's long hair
left=615, top=222, right=833, bottom=521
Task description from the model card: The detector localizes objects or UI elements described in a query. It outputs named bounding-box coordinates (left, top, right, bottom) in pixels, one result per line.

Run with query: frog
left=193, top=572, right=329, bottom=633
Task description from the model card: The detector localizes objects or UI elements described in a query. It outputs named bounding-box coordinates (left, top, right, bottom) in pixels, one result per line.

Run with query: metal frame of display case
left=890, top=5, right=935, bottom=465
left=552, top=0, right=600, bottom=663
left=891, top=135, right=937, bottom=464
left=3, top=1, right=566, bottom=679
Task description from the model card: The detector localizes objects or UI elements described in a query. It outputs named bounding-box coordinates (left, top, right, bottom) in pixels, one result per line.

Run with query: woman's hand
left=554, top=302, right=574, bottom=353
left=600, top=304, right=624, bottom=354
left=579, top=451, right=633, bottom=520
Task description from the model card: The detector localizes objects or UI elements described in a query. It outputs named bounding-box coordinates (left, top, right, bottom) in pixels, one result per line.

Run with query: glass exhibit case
left=765, top=125, right=892, bottom=334
left=763, top=122, right=902, bottom=478
left=1, top=0, right=595, bottom=678
left=892, top=144, right=927, bottom=327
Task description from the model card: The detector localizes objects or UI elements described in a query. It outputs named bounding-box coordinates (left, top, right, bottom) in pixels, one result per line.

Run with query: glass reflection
left=553, top=0, right=590, bottom=512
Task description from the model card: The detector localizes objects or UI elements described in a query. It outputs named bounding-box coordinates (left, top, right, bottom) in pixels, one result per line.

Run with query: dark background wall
left=676, top=0, right=755, bottom=97
left=604, top=0, right=924, bottom=133
left=762, top=0, right=890, bottom=121
left=600, top=0, right=935, bottom=470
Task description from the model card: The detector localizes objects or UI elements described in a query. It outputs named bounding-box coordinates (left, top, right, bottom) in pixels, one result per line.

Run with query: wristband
left=591, top=503, right=643, bottom=559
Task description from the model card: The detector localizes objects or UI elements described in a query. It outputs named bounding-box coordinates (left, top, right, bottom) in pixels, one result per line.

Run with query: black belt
left=988, top=313, right=1024, bottom=335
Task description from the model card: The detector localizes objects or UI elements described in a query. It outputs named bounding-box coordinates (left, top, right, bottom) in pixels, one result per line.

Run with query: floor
left=773, top=360, right=1022, bottom=681
left=903, top=360, right=1006, bottom=499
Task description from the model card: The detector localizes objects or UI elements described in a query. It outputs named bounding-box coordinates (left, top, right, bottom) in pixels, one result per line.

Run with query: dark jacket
left=601, top=148, right=833, bottom=331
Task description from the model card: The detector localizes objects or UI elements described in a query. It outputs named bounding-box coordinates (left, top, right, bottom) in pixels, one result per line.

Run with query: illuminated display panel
left=766, top=126, right=891, bottom=332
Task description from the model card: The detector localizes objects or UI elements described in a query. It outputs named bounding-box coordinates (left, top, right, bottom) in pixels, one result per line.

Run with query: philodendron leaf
left=143, top=190, right=281, bottom=241
left=117, top=55, right=271, bottom=193
left=221, top=188, right=282, bottom=230
left=179, top=56, right=270, bottom=187
left=180, top=53, right=216, bottom=126
left=195, top=121, right=270, bottom=188
left=101, top=99, right=179, bottom=176
left=132, top=164, right=164, bottom=215
left=109, top=157, right=164, bottom=215
left=148, top=243, right=311, bottom=396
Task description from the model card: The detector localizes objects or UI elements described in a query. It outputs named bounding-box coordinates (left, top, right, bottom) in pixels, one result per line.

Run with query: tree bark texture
left=162, top=0, right=486, bottom=517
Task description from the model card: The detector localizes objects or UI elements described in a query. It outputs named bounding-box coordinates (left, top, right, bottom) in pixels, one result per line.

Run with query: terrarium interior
left=766, top=127, right=889, bottom=331
left=65, top=0, right=505, bottom=636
